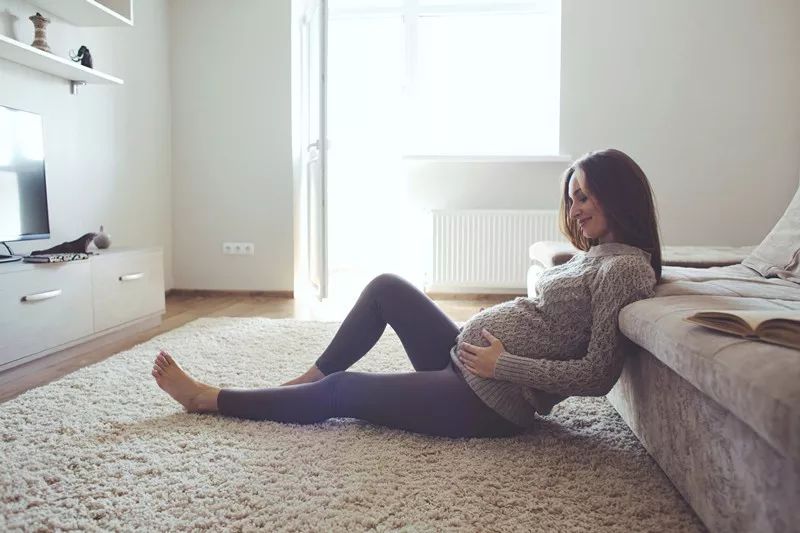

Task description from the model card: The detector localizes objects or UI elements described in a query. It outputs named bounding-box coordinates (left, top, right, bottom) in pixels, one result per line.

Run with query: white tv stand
left=0, top=246, right=165, bottom=372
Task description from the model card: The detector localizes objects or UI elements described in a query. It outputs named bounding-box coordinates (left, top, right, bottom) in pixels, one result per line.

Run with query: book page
left=691, top=310, right=800, bottom=331
left=686, top=312, right=752, bottom=336
left=757, top=319, right=800, bottom=350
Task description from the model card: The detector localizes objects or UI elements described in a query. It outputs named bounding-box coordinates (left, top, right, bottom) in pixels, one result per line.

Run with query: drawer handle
left=119, top=272, right=145, bottom=282
left=21, top=289, right=63, bottom=302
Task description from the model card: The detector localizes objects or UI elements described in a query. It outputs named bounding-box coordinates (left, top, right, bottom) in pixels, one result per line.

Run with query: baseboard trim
left=166, top=289, right=294, bottom=299
left=164, top=288, right=514, bottom=301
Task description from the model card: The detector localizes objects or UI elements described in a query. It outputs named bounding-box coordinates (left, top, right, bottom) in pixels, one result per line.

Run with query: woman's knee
left=319, top=371, right=373, bottom=416
left=317, top=370, right=361, bottom=397
left=297, top=371, right=346, bottom=418
left=368, top=272, right=406, bottom=289
left=365, top=273, right=409, bottom=297
left=317, top=369, right=346, bottom=386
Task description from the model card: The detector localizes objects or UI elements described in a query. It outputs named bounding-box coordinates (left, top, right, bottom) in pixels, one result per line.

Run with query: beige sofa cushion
left=529, top=242, right=755, bottom=269
left=658, top=245, right=754, bottom=268
left=656, top=264, right=800, bottom=298
left=619, top=266, right=800, bottom=463
left=742, top=187, right=800, bottom=283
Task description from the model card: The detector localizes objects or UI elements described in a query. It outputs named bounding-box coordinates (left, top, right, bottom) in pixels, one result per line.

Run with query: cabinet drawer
left=0, top=261, right=94, bottom=366
left=92, top=251, right=165, bottom=332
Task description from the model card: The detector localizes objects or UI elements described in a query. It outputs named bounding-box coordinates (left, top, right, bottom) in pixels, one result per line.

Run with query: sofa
left=527, top=193, right=800, bottom=532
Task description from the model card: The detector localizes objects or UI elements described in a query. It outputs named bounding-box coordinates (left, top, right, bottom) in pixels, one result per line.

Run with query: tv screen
left=0, top=104, right=50, bottom=243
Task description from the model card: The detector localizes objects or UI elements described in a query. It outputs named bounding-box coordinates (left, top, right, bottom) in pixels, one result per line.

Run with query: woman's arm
left=492, top=257, right=656, bottom=396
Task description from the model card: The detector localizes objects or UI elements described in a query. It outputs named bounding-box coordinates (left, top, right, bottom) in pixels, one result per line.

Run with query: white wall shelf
left=0, top=34, right=123, bottom=88
left=27, top=0, right=133, bottom=27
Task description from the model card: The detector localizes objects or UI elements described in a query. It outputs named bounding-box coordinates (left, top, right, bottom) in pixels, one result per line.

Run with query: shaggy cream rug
left=1, top=318, right=704, bottom=532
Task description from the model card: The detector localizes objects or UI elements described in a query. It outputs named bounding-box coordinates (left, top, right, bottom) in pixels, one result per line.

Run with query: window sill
left=401, top=155, right=573, bottom=163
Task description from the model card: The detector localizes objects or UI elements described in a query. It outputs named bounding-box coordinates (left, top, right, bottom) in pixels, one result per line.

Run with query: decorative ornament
left=69, top=45, right=93, bottom=68
left=94, top=225, right=111, bottom=249
left=29, top=12, right=52, bottom=54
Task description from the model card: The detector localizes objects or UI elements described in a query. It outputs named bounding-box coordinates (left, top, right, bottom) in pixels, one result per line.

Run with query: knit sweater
left=450, top=242, right=657, bottom=428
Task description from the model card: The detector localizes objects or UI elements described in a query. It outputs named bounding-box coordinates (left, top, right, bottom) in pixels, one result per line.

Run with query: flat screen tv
left=0, top=104, right=50, bottom=260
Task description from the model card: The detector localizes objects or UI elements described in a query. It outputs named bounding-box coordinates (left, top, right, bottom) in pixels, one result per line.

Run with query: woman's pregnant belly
left=456, top=298, right=550, bottom=358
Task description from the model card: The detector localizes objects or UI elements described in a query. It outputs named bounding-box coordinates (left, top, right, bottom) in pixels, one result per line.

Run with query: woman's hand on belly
left=457, top=328, right=505, bottom=379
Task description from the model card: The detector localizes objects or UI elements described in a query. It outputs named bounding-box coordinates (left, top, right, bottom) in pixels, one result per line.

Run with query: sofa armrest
left=529, top=241, right=580, bottom=268
left=661, top=245, right=756, bottom=268
left=530, top=242, right=757, bottom=270
left=528, top=240, right=579, bottom=298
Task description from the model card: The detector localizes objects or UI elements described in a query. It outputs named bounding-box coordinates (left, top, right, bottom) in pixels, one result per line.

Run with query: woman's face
left=568, top=167, right=616, bottom=244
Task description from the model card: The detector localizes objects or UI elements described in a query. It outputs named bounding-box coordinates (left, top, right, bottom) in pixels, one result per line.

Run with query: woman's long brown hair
left=558, top=148, right=662, bottom=281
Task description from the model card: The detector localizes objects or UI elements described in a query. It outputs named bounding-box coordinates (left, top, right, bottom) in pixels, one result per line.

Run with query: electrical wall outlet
left=223, top=242, right=255, bottom=255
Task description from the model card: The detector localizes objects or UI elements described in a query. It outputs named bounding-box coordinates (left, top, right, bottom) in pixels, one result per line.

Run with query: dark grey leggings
left=217, top=273, right=524, bottom=438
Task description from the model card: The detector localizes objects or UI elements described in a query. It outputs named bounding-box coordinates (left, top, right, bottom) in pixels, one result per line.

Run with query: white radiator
left=428, top=209, right=564, bottom=293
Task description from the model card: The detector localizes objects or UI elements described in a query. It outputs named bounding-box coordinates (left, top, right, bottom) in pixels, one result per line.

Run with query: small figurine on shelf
left=29, top=12, right=52, bottom=54
left=69, top=46, right=93, bottom=69
left=93, top=225, right=111, bottom=249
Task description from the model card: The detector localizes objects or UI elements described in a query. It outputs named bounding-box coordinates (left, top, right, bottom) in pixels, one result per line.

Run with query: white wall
left=170, top=0, right=293, bottom=291
left=408, top=0, right=800, bottom=246
left=0, top=0, right=173, bottom=287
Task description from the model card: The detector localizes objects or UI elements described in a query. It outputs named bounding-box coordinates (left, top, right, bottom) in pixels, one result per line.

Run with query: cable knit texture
left=451, top=242, right=657, bottom=428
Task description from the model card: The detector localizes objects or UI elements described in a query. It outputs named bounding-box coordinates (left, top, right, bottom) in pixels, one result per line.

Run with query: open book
left=685, top=310, right=800, bottom=351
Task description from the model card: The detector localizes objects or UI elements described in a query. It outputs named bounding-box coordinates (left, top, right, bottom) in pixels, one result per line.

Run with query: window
left=329, top=0, right=562, bottom=157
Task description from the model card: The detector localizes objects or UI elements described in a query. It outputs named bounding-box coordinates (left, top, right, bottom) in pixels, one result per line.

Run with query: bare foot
left=151, top=350, right=220, bottom=413
left=280, top=364, right=326, bottom=386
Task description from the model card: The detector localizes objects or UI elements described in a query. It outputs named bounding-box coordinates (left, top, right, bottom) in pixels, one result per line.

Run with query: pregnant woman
left=152, top=148, right=661, bottom=438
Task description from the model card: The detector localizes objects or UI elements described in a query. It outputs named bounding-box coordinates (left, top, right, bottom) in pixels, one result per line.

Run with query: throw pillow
left=742, top=186, right=800, bottom=283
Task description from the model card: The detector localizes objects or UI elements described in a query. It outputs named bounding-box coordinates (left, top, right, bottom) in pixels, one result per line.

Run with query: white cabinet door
left=0, top=261, right=94, bottom=367
left=92, top=250, right=165, bottom=332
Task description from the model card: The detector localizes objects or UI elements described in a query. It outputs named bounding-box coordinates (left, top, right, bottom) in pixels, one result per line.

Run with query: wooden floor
left=0, top=291, right=516, bottom=404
